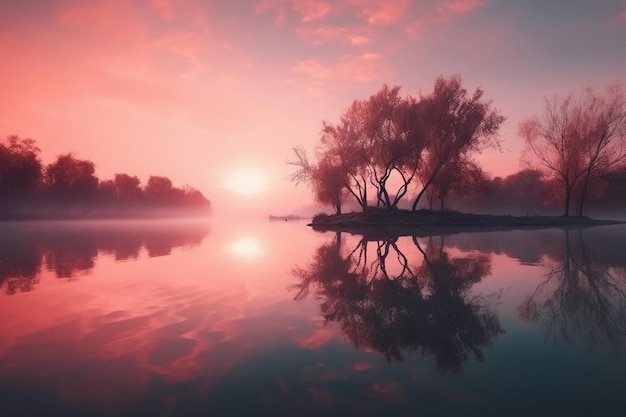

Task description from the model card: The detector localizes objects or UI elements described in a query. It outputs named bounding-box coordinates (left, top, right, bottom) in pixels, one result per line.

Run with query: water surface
left=1, top=219, right=625, bottom=416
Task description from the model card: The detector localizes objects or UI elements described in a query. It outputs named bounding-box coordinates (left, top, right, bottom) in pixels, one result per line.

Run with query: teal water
left=1, top=220, right=625, bottom=417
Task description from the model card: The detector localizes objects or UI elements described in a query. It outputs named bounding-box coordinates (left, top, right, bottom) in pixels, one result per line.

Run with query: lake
left=1, top=219, right=625, bottom=417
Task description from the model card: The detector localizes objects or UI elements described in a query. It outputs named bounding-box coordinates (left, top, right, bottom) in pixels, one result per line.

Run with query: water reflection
left=519, top=228, right=626, bottom=356
left=229, top=236, right=263, bottom=259
left=291, top=233, right=504, bottom=374
left=0, top=221, right=210, bottom=295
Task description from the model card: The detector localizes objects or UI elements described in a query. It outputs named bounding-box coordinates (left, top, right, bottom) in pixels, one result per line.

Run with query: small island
left=309, top=209, right=623, bottom=239
left=289, top=77, right=626, bottom=236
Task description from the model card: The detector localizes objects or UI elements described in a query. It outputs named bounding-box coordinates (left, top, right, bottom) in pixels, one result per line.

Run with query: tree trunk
left=412, top=163, right=442, bottom=211
left=564, top=183, right=571, bottom=217
left=577, top=168, right=592, bottom=217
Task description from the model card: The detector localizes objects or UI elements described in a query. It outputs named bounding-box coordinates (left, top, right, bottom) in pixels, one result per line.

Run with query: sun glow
left=230, top=237, right=263, bottom=259
left=222, top=166, right=268, bottom=196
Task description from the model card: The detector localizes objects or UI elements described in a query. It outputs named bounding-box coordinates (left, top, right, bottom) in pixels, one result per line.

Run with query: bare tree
left=288, top=146, right=348, bottom=214
left=520, top=82, right=626, bottom=216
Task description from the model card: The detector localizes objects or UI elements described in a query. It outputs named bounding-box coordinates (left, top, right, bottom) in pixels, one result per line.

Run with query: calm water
left=1, top=219, right=625, bottom=417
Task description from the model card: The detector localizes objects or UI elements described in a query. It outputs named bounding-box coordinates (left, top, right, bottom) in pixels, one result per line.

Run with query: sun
left=222, top=166, right=268, bottom=196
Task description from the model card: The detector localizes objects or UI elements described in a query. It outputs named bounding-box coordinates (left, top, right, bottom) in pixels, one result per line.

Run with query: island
left=308, top=209, right=623, bottom=239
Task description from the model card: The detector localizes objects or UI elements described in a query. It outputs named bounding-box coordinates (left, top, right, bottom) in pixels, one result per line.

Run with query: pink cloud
left=296, top=26, right=372, bottom=45
left=255, top=0, right=333, bottom=24
left=152, top=0, right=176, bottom=21
left=151, top=30, right=203, bottom=70
left=349, top=0, right=410, bottom=25
left=337, top=52, right=385, bottom=82
left=293, top=59, right=332, bottom=80
left=293, top=52, right=385, bottom=87
left=436, top=0, right=484, bottom=21
left=293, top=0, right=332, bottom=22
left=57, top=0, right=149, bottom=40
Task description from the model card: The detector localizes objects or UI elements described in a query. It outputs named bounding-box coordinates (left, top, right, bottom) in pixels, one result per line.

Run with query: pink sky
left=1, top=0, right=625, bottom=215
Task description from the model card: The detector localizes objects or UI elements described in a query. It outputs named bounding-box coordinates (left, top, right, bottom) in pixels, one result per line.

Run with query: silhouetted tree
left=45, top=153, right=99, bottom=204
left=144, top=175, right=173, bottom=203
left=412, top=75, right=504, bottom=210
left=288, top=146, right=348, bottom=214
left=520, top=82, right=626, bottom=216
left=290, top=76, right=503, bottom=213
left=0, top=135, right=43, bottom=210
left=426, top=157, right=488, bottom=210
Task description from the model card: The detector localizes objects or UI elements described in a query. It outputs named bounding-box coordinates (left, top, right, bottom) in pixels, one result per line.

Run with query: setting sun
left=222, top=166, right=268, bottom=196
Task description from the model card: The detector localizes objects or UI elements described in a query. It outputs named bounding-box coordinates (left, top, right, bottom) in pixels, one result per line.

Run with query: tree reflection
left=291, top=233, right=504, bottom=374
left=0, top=222, right=210, bottom=295
left=519, top=229, right=626, bottom=356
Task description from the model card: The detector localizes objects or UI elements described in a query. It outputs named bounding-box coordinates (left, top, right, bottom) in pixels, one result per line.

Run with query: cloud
left=56, top=0, right=147, bottom=40
left=152, top=0, right=176, bottom=21
left=293, top=0, right=332, bottom=22
left=337, top=52, right=385, bottom=82
left=293, top=52, right=386, bottom=87
left=349, top=0, right=410, bottom=25
left=297, top=25, right=372, bottom=45
left=151, top=30, right=204, bottom=71
left=255, top=0, right=333, bottom=24
left=436, top=0, right=484, bottom=21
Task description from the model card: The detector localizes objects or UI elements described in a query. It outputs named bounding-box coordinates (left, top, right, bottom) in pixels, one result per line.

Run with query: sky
left=1, top=0, right=625, bottom=216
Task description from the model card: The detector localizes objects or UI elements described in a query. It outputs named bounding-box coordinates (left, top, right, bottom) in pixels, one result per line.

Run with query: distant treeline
left=0, top=135, right=211, bottom=219
left=431, top=167, right=626, bottom=216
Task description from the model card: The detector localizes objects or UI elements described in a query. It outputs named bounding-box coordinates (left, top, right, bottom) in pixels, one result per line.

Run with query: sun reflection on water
left=229, top=237, right=263, bottom=259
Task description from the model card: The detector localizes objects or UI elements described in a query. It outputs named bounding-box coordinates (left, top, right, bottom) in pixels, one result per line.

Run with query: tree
left=519, top=83, right=626, bottom=216
left=112, top=173, right=142, bottom=203
left=290, top=77, right=503, bottom=214
left=0, top=135, right=43, bottom=201
left=45, top=153, right=98, bottom=203
left=412, top=75, right=504, bottom=210
left=144, top=175, right=174, bottom=204
left=426, top=157, right=488, bottom=210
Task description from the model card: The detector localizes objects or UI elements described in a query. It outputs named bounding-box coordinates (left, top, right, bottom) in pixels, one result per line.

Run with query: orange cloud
left=349, top=0, right=410, bottom=25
